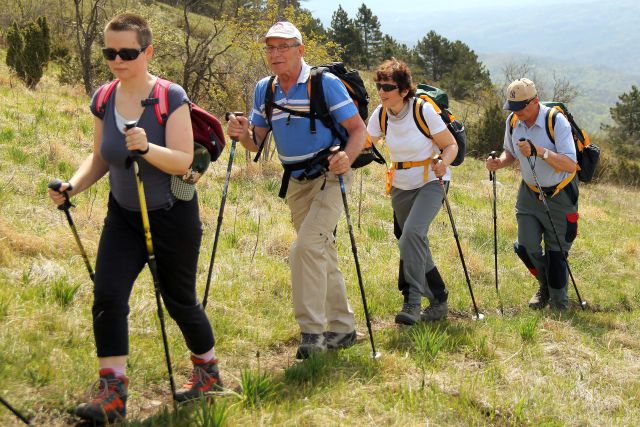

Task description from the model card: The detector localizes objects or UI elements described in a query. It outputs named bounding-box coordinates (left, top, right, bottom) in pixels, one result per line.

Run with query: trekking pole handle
left=519, top=137, right=537, bottom=158
left=48, top=179, right=73, bottom=211
left=225, top=111, right=244, bottom=122
left=124, top=120, right=148, bottom=156
left=489, top=151, right=497, bottom=180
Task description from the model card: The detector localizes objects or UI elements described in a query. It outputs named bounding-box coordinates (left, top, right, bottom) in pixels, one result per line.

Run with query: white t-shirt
left=368, top=98, right=450, bottom=190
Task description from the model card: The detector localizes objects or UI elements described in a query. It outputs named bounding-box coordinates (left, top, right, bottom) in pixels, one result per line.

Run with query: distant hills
left=380, top=0, right=640, bottom=132
left=308, top=0, right=640, bottom=133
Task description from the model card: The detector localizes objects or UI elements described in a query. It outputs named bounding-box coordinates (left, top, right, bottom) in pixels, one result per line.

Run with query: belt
left=526, top=171, right=576, bottom=199
left=390, top=158, right=432, bottom=183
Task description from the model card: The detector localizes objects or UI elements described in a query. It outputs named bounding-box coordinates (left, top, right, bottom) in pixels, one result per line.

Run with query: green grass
left=1, top=60, right=640, bottom=427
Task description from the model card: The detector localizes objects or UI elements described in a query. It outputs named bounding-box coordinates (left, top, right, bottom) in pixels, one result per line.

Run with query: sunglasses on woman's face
left=101, top=46, right=148, bottom=61
left=375, top=82, right=399, bottom=92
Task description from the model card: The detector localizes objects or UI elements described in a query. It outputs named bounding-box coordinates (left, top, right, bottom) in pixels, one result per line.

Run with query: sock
left=194, top=347, right=216, bottom=363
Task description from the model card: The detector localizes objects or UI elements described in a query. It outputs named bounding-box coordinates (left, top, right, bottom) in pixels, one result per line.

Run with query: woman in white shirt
left=367, top=58, right=458, bottom=325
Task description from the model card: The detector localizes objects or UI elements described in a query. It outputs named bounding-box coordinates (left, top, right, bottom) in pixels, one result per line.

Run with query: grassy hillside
left=1, top=63, right=640, bottom=426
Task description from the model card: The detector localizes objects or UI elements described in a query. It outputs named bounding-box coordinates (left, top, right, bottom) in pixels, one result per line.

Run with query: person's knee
left=398, top=228, right=423, bottom=252
left=514, top=241, right=538, bottom=277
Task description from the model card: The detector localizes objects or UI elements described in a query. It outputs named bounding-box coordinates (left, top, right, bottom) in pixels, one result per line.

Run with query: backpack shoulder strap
left=310, top=66, right=331, bottom=133
left=264, top=76, right=277, bottom=129
left=545, top=107, right=560, bottom=144
left=508, top=112, right=518, bottom=135
left=94, top=80, right=119, bottom=118
left=412, top=97, right=432, bottom=139
left=153, top=78, right=172, bottom=126
left=378, top=105, right=389, bottom=135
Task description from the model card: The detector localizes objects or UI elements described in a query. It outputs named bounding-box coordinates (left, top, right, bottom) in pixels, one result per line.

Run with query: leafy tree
left=605, top=85, right=640, bottom=156
left=354, top=3, right=382, bottom=69
left=5, top=16, right=51, bottom=88
left=414, top=31, right=452, bottom=82
left=379, top=34, right=411, bottom=62
left=440, top=41, right=491, bottom=99
left=328, top=5, right=362, bottom=66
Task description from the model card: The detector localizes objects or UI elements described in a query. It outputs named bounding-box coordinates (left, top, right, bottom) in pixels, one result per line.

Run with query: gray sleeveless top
left=90, top=80, right=190, bottom=211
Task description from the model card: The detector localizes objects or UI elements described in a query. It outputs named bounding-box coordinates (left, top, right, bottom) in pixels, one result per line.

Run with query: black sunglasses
left=375, top=82, right=399, bottom=92
left=101, top=46, right=148, bottom=61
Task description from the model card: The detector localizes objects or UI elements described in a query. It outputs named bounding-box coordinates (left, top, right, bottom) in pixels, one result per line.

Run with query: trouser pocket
left=565, top=212, right=579, bottom=243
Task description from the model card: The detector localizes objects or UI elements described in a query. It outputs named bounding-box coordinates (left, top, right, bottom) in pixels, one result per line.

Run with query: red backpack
left=93, top=78, right=226, bottom=161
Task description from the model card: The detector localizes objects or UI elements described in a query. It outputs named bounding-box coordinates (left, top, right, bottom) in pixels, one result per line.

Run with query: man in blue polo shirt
left=228, top=22, right=366, bottom=358
left=486, top=78, right=579, bottom=311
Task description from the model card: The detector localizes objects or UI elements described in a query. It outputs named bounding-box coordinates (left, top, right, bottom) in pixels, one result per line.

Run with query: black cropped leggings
left=92, top=194, right=214, bottom=357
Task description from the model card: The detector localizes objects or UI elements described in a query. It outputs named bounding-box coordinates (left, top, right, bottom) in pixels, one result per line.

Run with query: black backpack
left=260, top=62, right=385, bottom=167
left=258, top=62, right=385, bottom=198
left=509, top=102, right=600, bottom=183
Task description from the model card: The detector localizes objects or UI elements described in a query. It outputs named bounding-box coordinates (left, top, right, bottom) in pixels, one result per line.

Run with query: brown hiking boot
left=175, top=355, right=223, bottom=402
left=528, top=286, right=549, bottom=310
left=75, top=368, right=128, bottom=423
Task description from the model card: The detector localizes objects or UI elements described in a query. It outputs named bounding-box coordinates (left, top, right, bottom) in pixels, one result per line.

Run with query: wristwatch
left=543, top=148, right=549, bottom=159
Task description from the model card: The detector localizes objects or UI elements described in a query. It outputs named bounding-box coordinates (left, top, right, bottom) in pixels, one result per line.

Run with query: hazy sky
left=304, top=0, right=589, bottom=43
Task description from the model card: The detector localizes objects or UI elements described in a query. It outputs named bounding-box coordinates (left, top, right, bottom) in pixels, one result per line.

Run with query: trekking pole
left=202, top=111, right=242, bottom=309
left=520, top=138, right=586, bottom=310
left=331, top=146, right=381, bottom=360
left=0, top=396, right=30, bottom=425
left=125, top=121, right=177, bottom=400
left=48, top=179, right=95, bottom=282
left=433, top=154, right=484, bottom=320
left=490, top=151, right=504, bottom=315
left=357, top=168, right=363, bottom=230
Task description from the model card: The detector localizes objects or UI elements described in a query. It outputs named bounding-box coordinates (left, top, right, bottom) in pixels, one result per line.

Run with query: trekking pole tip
left=473, top=313, right=486, bottom=321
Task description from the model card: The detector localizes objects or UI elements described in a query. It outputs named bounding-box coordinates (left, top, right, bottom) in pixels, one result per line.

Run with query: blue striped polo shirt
left=250, top=61, right=358, bottom=172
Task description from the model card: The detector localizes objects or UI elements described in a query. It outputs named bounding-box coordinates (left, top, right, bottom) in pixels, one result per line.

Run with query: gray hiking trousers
left=515, top=178, right=579, bottom=293
left=391, top=180, right=446, bottom=304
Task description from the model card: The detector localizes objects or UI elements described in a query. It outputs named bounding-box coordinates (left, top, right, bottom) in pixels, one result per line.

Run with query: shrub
left=6, top=16, right=51, bottom=89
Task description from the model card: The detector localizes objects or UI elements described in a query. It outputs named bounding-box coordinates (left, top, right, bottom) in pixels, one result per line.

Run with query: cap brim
left=264, top=33, right=300, bottom=42
left=503, top=99, right=528, bottom=111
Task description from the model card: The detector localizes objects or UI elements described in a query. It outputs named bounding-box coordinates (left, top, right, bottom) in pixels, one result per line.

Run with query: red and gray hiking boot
left=175, top=355, right=223, bottom=402
left=75, top=368, right=128, bottom=423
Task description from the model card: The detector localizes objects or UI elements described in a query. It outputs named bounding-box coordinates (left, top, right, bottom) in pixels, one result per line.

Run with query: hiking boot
left=75, top=368, right=128, bottom=423
left=324, top=330, right=357, bottom=350
left=295, top=333, right=326, bottom=359
left=528, top=286, right=550, bottom=310
left=175, top=355, right=223, bottom=402
left=421, top=300, right=448, bottom=322
left=395, top=302, right=421, bottom=325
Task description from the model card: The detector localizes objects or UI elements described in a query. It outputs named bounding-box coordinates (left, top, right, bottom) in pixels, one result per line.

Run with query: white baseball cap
left=503, top=78, right=538, bottom=111
left=264, top=21, right=302, bottom=44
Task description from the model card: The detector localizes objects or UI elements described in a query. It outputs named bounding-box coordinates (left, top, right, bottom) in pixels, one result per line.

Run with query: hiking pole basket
left=332, top=147, right=381, bottom=359
left=521, top=139, right=586, bottom=310
left=202, top=112, right=242, bottom=309
left=434, top=155, right=484, bottom=320
left=48, top=179, right=95, bottom=282
left=125, top=121, right=177, bottom=400
left=490, top=151, right=504, bottom=315
left=0, top=396, right=30, bottom=425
